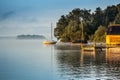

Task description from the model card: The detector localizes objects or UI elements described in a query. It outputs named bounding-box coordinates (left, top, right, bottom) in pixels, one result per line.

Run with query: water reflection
left=106, top=48, right=120, bottom=68
left=54, top=44, right=120, bottom=80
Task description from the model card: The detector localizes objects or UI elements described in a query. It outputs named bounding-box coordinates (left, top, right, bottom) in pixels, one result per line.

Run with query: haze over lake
left=0, top=39, right=120, bottom=80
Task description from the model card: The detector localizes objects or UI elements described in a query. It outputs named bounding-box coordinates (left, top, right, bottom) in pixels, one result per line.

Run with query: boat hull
left=43, top=41, right=56, bottom=44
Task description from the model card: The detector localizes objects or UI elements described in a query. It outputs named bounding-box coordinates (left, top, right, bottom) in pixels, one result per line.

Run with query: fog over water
left=0, top=39, right=120, bottom=80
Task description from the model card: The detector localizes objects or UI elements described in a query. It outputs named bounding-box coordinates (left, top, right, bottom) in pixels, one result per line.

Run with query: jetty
left=81, top=43, right=120, bottom=52
left=81, top=43, right=106, bottom=51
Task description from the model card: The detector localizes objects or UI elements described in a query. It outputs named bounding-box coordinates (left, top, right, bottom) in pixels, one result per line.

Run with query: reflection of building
left=106, top=48, right=120, bottom=66
left=105, top=48, right=120, bottom=79
left=106, top=47, right=120, bottom=54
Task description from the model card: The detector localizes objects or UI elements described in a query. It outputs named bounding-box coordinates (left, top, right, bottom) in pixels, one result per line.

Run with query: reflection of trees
left=56, top=50, right=82, bottom=80
left=55, top=45, right=83, bottom=79
left=57, top=51, right=80, bottom=67
left=95, top=50, right=106, bottom=65
left=54, top=45, right=120, bottom=79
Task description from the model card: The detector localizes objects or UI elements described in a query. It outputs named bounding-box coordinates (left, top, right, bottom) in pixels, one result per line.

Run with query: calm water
left=0, top=39, right=120, bottom=80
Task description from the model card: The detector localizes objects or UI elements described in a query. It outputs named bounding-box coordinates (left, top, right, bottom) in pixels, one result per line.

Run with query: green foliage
left=54, top=3, right=120, bottom=42
left=115, top=4, right=120, bottom=24
left=115, top=12, right=120, bottom=24
left=92, top=26, right=106, bottom=42
left=104, top=5, right=118, bottom=26
left=54, top=15, right=68, bottom=39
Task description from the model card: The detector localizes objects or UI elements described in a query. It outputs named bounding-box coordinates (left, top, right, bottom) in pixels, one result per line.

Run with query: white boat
left=43, top=23, right=56, bottom=44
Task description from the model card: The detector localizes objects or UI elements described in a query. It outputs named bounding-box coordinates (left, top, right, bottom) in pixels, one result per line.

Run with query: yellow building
left=106, top=24, right=120, bottom=47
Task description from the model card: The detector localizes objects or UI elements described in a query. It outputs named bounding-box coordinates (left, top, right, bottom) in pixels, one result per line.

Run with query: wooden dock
left=81, top=43, right=106, bottom=51
left=81, top=43, right=120, bottom=52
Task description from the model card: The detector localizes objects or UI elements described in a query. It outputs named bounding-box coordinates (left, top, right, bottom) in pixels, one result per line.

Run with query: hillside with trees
left=54, top=3, right=120, bottom=42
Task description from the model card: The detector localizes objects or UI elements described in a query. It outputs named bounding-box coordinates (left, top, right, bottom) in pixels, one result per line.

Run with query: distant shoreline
left=0, top=35, right=46, bottom=40
left=16, top=34, right=46, bottom=39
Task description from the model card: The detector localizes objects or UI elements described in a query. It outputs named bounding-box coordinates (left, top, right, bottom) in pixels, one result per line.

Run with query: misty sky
left=0, top=0, right=120, bottom=37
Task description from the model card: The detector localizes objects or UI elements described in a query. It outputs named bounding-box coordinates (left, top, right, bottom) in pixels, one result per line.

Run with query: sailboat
left=43, top=23, right=56, bottom=44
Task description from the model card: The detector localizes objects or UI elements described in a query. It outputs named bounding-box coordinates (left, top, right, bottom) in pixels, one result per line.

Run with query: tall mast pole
left=51, top=23, right=53, bottom=40
left=80, top=17, right=84, bottom=44
left=81, top=21, right=84, bottom=42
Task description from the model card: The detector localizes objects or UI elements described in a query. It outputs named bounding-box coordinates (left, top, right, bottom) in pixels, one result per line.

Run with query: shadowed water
left=0, top=39, right=120, bottom=80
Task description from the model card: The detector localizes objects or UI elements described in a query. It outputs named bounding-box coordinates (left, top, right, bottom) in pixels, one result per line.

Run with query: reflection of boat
left=43, top=23, right=56, bottom=44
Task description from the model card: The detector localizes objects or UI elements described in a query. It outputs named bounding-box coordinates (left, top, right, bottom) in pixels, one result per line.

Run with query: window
left=107, top=26, right=120, bottom=35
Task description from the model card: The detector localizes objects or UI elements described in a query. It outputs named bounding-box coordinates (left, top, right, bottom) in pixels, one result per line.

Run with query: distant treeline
left=17, top=34, right=46, bottom=39
left=54, top=3, right=120, bottom=42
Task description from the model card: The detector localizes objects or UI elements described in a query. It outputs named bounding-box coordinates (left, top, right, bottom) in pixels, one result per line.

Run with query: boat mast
left=80, top=17, right=84, bottom=43
left=51, top=23, right=53, bottom=40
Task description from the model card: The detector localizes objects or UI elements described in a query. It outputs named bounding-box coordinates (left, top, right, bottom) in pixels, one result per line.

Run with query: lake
left=0, top=39, right=120, bottom=80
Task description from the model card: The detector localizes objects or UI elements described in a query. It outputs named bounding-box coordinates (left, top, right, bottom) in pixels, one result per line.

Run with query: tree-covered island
left=17, top=34, right=46, bottom=39
left=54, top=3, right=120, bottom=43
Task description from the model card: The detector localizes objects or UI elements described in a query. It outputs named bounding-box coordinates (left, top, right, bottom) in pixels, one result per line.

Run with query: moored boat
left=43, top=40, right=56, bottom=44
left=43, top=23, right=56, bottom=44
